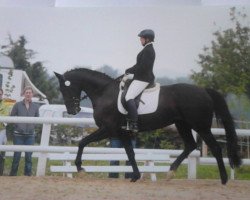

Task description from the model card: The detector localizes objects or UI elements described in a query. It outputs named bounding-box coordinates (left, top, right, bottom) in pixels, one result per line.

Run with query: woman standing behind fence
left=0, top=89, right=9, bottom=175
left=0, top=88, right=14, bottom=175
left=9, top=86, right=39, bottom=176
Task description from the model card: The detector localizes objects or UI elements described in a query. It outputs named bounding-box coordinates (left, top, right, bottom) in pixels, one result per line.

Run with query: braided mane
left=64, top=68, right=114, bottom=82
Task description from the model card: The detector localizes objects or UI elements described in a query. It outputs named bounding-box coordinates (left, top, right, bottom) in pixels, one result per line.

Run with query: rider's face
left=140, top=37, right=146, bottom=46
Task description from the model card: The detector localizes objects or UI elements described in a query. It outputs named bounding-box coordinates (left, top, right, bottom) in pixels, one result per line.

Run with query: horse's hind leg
left=168, top=121, right=197, bottom=179
left=197, top=129, right=228, bottom=185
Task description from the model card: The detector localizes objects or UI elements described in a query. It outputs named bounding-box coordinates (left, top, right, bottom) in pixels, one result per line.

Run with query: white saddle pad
left=117, top=83, right=160, bottom=115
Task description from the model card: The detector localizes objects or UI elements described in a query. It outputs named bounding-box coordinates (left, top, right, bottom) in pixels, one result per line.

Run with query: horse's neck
left=78, top=73, right=113, bottom=106
left=81, top=82, right=101, bottom=99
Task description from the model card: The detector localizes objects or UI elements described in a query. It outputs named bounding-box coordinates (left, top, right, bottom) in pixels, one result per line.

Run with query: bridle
left=64, top=74, right=125, bottom=110
left=80, top=94, right=88, bottom=101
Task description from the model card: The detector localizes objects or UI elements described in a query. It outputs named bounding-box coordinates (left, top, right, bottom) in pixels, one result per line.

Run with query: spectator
left=108, top=137, right=136, bottom=179
left=0, top=89, right=8, bottom=175
left=0, top=88, right=14, bottom=175
left=9, top=86, right=39, bottom=176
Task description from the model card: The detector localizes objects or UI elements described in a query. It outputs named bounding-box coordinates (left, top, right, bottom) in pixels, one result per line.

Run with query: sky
left=0, top=1, right=250, bottom=78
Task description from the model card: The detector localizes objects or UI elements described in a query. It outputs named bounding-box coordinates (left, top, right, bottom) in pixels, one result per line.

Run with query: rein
left=80, top=94, right=88, bottom=101
left=78, top=74, right=124, bottom=102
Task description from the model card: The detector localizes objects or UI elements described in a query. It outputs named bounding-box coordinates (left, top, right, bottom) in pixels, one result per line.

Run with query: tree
left=191, top=7, right=250, bottom=97
left=27, top=61, right=60, bottom=102
left=156, top=76, right=193, bottom=86
left=96, top=65, right=119, bottom=78
left=1, top=35, right=60, bottom=103
left=1, top=35, right=34, bottom=71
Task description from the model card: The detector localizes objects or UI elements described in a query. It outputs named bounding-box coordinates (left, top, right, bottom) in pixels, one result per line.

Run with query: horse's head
left=54, top=72, right=81, bottom=115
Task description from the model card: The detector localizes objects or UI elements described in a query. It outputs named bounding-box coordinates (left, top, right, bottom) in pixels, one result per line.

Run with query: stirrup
left=127, top=120, right=138, bottom=133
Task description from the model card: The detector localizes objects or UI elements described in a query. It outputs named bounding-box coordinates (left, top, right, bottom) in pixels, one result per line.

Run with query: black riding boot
left=0, top=152, right=5, bottom=176
left=126, top=99, right=138, bottom=133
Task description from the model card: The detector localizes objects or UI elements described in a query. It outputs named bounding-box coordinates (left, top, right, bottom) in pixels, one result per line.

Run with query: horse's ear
left=54, top=72, right=64, bottom=81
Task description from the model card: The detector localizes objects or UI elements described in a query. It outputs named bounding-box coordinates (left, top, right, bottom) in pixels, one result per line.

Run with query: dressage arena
left=0, top=176, right=250, bottom=200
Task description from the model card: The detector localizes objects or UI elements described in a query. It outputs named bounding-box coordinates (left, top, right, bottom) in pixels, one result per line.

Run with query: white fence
left=0, top=144, right=200, bottom=181
left=0, top=116, right=250, bottom=180
left=0, top=116, right=95, bottom=176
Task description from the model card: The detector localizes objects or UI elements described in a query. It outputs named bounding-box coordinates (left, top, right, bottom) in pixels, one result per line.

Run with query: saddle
left=118, top=78, right=160, bottom=115
left=120, top=79, right=155, bottom=110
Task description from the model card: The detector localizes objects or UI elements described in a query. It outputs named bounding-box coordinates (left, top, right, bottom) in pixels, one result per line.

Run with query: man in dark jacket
left=125, top=29, right=156, bottom=132
left=9, top=86, right=39, bottom=176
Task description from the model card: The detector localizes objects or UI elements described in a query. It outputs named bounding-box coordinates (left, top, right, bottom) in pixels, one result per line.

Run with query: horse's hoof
left=76, top=168, right=87, bottom=178
left=221, top=176, right=228, bottom=185
left=130, top=174, right=141, bottom=182
left=166, top=170, right=175, bottom=181
left=77, top=167, right=85, bottom=173
left=130, top=178, right=138, bottom=182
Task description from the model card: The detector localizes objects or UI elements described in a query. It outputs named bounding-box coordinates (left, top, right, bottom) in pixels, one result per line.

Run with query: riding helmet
left=138, top=29, right=155, bottom=41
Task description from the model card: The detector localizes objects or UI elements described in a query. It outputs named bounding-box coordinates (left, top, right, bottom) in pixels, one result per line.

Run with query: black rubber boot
left=126, top=99, right=139, bottom=133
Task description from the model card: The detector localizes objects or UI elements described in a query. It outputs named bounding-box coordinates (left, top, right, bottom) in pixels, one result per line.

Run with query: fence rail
left=0, top=116, right=96, bottom=176
left=1, top=116, right=250, bottom=180
left=0, top=145, right=200, bottom=181
left=0, top=116, right=96, bottom=125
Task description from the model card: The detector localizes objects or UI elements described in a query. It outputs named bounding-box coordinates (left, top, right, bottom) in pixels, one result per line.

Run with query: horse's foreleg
left=75, top=128, right=108, bottom=172
left=120, top=133, right=141, bottom=182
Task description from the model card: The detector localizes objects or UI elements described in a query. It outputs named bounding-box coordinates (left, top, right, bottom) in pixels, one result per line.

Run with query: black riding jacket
left=125, top=43, right=155, bottom=84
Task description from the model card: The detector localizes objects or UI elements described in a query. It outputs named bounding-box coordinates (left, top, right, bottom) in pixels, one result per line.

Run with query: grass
left=163, top=165, right=250, bottom=180
left=2, top=157, right=250, bottom=180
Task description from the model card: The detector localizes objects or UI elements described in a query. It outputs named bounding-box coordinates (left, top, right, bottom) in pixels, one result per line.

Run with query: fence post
left=63, top=152, right=73, bottom=178
left=230, top=168, right=235, bottom=180
left=36, top=122, right=52, bottom=176
left=188, top=131, right=198, bottom=179
left=187, top=155, right=197, bottom=179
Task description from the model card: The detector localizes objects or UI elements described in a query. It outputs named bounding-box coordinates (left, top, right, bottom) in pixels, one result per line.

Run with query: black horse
left=55, top=68, right=241, bottom=184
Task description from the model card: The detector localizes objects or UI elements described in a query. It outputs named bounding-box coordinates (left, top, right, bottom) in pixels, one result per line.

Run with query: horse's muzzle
left=66, top=106, right=81, bottom=115
left=67, top=106, right=81, bottom=115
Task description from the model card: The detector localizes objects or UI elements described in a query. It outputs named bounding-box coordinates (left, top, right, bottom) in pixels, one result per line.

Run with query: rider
left=124, top=29, right=156, bottom=132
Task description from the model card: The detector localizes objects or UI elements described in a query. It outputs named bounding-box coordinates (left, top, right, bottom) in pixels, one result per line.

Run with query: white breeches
left=125, top=80, right=149, bottom=101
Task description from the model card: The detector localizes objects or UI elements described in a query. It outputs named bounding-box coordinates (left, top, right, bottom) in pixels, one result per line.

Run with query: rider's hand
left=119, top=79, right=125, bottom=90
left=122, top=74, right=129, bottom=82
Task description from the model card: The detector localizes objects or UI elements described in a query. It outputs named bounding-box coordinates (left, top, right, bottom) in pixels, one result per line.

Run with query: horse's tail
left=206, top=88, right=242, bottom=168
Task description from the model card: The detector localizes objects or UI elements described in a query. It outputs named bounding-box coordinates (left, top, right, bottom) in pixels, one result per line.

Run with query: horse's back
left=161, top=83, right=210, bottom=100
left=159, top=83, right=214, bottom=127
